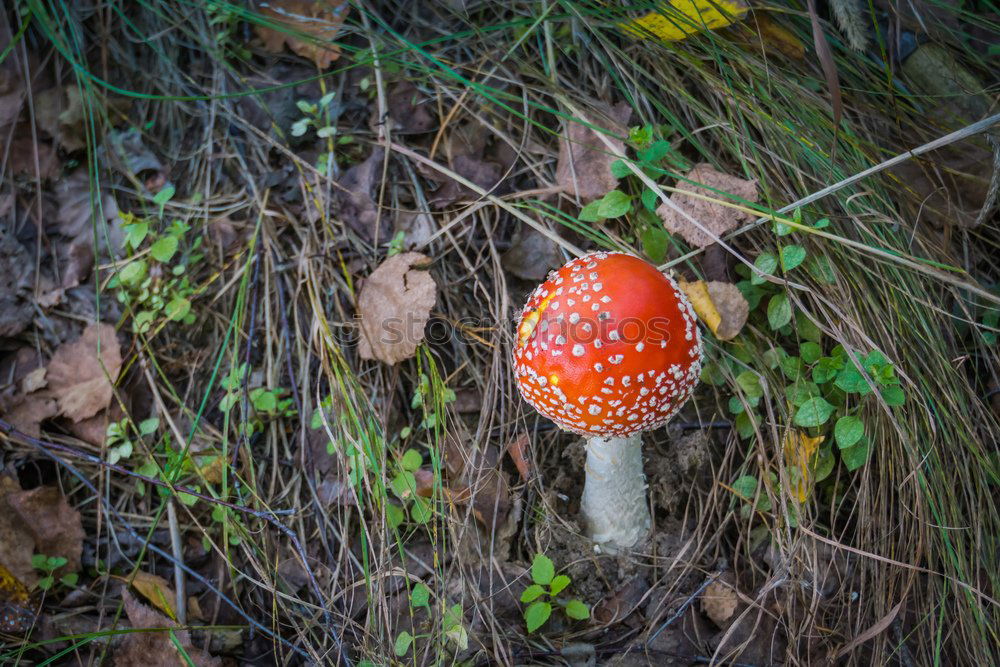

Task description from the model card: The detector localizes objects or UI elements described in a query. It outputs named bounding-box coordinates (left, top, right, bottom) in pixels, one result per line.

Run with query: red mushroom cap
left=513, top=252, right=702, bottom=437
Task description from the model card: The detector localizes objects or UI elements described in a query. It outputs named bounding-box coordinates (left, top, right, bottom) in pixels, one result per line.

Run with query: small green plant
left=290, top=93, right=353, bottom=176
left=520, top=554, right=590, bottom=633
left=697, top=208, right=907, bottom=509
left=114, top=203, right=202, bottom=334
left=105, top=416, right=159, bottom=465
left=31, top=554, right=76, bottom=591
left=291, top=93, right=338, bottom=139
left=218, top=363, right=296, bottom=436
left=393, top=584, right=468, bottom=657
left=386, top=448, right=432, bottom=529
left=408, top=372, right=456, bottom=432
left=205, top=0, right=251, bottom=60
left=577, top=123, right=691, bottom=262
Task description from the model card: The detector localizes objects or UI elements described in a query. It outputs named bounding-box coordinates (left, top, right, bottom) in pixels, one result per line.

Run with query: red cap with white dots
left=513, top=252, right=702, bottom=436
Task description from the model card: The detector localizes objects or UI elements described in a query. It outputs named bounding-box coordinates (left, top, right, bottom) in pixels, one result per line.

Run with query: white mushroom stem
left=580, top=434, right=651, bottom=550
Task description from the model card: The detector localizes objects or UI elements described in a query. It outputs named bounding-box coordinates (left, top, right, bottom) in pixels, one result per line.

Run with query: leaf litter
left=555, top=102, right=631, bottom=202
left=356, top=252, right=437, bottom=364
left=657, top=162, right=759, bottom=248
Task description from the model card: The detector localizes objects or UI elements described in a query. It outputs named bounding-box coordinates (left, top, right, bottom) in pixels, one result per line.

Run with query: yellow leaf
left=197, top=455, right=226, bottom=485
left=128, top=571, right=177, bottom=621
left=623, top=0, right=749, bottom=42
left=752, top=14, right=805, bottom=60
left=679, top=279, right=722, bottom=335
left=782, top=431, right=824, bottom=502
left=679, top=279, right=748, bottom=340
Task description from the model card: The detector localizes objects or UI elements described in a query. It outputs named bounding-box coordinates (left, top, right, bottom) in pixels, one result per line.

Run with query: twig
left=166, top=499, right=186, bottom=626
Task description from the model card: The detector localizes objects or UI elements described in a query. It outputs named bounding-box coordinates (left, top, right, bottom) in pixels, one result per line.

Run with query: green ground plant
left=520, top=554, right=590, bottom=633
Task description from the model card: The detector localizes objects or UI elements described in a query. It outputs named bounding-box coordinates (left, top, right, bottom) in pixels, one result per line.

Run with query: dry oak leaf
left=357, top=252, right=436, bottom=365
left=657, top=163, right=758, bottom=248
left=46, top=323, right=122, bottom=422
left=679, top=279, right=748, bottom=341
left=255, top=0, right=350, bottom=69
left=555, top=102, right=631, bottom=202
left=114, top=590, right=220, bottom=667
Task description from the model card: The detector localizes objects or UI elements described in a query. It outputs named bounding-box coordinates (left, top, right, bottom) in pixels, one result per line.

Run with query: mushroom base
left=580, top=434, right=651, bottom=550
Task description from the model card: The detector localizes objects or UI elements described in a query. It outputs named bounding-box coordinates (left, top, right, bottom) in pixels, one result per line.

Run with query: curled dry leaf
left=701, top=578, right=740, bottom=627
left=679, top=279, right=748, bottom=340
left=115, top=590, right=221, bottom=667
left=505, top=433, right=533, bottom=482
left=255, top=0, right=350, bottom=69
left=46, top=323, right=122, bottom=422
left=356, top=252, right=437, bottom=364
left=657, top=163, right=758, bottom=248
left=555, top=102, right=631, bottom=202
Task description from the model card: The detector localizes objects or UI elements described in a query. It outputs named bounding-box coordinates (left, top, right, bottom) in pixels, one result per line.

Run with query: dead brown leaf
left=3, top=132, right=60, bottom=179
left=255, top=0, right=350, bottom=69
left=0, top=231, right=36, bottom=337
left=356, top=252, right=437, bottom=365
left=53, top=169, right=122, bottom=288
left=501, top=225, right=562, bottom=281
left=46, top=323, right=122, bottom=423
left=35, top=85, right=86, bottom=152
left=593, top=575, right=649, bottom=624
left=443, top=424, right=512, bottom=530
left=701, top=578, right=740, bottom=627
left=505, top=433, right=533, bottom=482
left=3, top=482, right=85, bottom=577
left=0, top=392, right=59, bottom=439
left=66, top=401, right=124, bottom=447
left=418, top=120, right=514, bottom=208
left=337, top=147, right=387, bottom=243
left=657, top=163, right=758, bottom=248
left=387, top=81, right=435, bottom=133
left=0, top=476, right=37, bottom=587
left=707, top=281, right=749, bottom=340
left=114, top=590, right=220, bottom=667
left=128, top=571, right=178, bottom=621
left=680, top=279, right=748, bottom=340
left=394, top=211, right=435, bottom=250
left=555, top=102, right=631, bottom=202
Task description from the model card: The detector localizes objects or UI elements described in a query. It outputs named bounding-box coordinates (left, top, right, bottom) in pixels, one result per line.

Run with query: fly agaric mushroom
left=513, top=252, right=702, bottom=549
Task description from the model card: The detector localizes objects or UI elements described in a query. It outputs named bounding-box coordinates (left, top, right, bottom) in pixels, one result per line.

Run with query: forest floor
left=0, top=1, right=998, bottom=665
